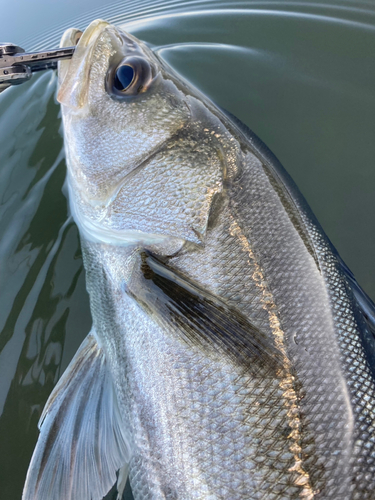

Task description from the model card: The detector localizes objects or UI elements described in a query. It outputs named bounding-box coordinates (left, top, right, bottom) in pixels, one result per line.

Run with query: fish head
left=58, top=20, right=233, bottom=250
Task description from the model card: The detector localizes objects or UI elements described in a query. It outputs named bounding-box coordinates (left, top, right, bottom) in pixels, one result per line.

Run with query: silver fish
left=23, top=19, right=375, bottom=500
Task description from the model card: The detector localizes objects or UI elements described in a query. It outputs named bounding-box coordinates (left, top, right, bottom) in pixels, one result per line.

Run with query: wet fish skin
left=22, top=19, right=375, bottom=500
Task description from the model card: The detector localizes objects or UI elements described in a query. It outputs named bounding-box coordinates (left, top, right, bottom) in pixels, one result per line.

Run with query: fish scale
left=89, top=242, right=297, bottom=498
left=293, top=203, right=375, bottom=496
left=170, top=204, right=272, bottom=332
left=22, top=19, right=375, bottom=500
left=229, top=154, right=354, bottom=496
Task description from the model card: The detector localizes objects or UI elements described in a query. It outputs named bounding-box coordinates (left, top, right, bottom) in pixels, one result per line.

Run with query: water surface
left=0, top=1, right=374, bottom=498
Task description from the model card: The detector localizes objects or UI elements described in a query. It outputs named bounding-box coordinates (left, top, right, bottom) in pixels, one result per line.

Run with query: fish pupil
left=114, top=65, right=134, bottom=91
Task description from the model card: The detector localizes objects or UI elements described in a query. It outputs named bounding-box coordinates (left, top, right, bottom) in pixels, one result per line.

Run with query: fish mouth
left=57, top=19, right=112, bottom=108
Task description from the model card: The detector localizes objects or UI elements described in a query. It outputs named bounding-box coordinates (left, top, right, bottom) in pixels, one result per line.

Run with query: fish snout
left=57, top=19, right=110, bottom=109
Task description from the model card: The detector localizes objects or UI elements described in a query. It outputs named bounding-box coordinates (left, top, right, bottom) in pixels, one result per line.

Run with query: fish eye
left=114, top=65, right=135, bottom=91
left=106, top=56, right=154, bottom=99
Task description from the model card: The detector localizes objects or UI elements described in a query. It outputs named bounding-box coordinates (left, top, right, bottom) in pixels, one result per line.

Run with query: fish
left=22, top=18, right=375, bottom=500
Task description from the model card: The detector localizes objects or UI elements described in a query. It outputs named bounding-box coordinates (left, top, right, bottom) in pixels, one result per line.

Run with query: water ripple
left=21, top=0, right=375, bottom=50
left=122, top=8, right=375, bottom=34
left=154, top=41, right=262, bottom=55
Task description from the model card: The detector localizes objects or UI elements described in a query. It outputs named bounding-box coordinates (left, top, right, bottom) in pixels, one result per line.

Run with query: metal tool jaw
left=0, top=43, right=75, bottom=93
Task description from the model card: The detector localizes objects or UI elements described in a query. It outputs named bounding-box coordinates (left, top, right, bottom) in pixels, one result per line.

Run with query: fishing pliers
left=0, top=43, right=75, bottom=93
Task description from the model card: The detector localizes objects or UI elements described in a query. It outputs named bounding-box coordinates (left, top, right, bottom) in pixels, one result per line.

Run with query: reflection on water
left=0, top=0, right=374, bottom=498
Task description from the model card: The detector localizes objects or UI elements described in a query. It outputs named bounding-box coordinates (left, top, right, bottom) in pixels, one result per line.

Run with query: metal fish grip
left=0, top=43, right=75, bottom=92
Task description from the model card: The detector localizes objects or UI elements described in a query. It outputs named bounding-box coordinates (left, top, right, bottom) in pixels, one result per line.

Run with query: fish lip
left=58, top=28, right=83, bottom=86
left=76, top=19, right=110, bottom=49
left=57, top=19, right=112, bottom=108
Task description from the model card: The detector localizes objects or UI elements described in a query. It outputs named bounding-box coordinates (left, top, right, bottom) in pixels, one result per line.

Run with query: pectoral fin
left=23, top=332, right=130, bottom=500
left=128, top=253, right=286, bottom=377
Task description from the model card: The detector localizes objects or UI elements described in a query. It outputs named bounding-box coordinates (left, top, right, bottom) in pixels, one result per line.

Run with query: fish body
left=23, top=20, right=375, bottom=500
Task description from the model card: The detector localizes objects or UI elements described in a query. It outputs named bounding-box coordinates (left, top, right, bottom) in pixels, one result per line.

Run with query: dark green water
left=0, top=1, right=374, bottom=498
